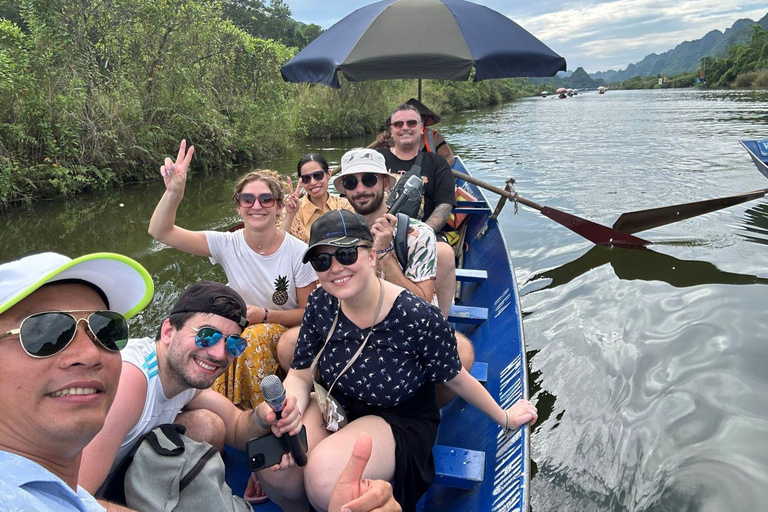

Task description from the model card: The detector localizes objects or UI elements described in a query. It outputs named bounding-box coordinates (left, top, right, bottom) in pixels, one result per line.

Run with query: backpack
left=120, top=424, right=251, bottom=512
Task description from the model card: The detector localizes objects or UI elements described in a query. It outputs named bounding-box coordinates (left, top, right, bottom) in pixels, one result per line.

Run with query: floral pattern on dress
left=212, top=323, right=288, bottom=409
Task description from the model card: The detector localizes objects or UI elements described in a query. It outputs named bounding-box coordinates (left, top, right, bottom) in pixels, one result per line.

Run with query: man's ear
left=159, top=318, right=175, bottom=346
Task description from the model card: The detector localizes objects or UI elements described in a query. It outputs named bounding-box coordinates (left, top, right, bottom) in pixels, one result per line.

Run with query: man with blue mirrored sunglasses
left=79, top=281, right=292, bottom=501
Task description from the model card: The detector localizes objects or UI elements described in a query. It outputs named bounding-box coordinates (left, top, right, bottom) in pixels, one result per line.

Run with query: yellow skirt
left=211, top=323, right=288, bottom=409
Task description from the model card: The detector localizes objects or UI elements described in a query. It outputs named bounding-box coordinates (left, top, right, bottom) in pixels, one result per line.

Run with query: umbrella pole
left=418, top=79, right=422, bottom=102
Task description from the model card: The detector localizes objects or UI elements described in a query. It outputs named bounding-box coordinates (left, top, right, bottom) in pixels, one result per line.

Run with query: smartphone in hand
left=247, top=426, right=308, bottom=471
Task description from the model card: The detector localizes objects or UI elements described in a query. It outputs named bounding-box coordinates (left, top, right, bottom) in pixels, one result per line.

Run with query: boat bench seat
left=433, top=445, right=486, bottom=489
left=455, top=199, right=488, bottom=208
left=469, top=361, right=488, bottom=383
left=452, top=205, right=492, bottom=215
left=448, top=305, right=488, bottom=325
left=455, top=268, right=487, bottom=283
left=452, top=200, right=492, bottom=215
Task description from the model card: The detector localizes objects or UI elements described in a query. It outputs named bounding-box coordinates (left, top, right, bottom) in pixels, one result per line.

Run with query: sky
left=284, top=0, right=767, bottom=73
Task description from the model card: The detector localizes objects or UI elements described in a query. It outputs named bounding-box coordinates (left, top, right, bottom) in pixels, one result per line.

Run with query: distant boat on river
left=598, top=86, right=606, bottom=94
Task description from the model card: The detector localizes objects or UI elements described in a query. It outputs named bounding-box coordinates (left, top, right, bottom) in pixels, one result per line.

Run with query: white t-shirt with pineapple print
left=205, top=229, right=317, bottom=309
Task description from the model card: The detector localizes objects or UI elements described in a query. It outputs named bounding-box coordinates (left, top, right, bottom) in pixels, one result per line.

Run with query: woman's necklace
left=249, top=230, right=279, bottom=255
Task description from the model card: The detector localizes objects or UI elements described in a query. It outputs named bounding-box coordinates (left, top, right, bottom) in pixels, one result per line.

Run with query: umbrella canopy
left=281, top=0, right=566, bottom=88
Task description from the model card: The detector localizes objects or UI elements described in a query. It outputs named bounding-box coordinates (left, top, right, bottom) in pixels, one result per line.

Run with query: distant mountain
left=591, top=12, right=768, bottom=83
left=527, top=67, right=605, bottom=89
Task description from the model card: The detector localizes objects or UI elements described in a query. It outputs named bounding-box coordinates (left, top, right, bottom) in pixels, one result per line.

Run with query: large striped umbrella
left=280, top=0, right=566, bottom=88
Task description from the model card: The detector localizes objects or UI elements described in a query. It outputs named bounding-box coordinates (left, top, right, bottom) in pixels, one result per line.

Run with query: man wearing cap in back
left=0, top=252, right=154, bottom=511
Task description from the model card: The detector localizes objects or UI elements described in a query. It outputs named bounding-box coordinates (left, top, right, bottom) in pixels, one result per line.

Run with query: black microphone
left=261, top=375, right=308, bottom=466
left=388, top=175, right=423, bottom=215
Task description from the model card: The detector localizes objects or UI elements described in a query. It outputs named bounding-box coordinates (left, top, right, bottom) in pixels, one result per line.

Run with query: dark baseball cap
left=169, top=281, right=248, bottom=329
left=302, top=210, right=373, bottom=263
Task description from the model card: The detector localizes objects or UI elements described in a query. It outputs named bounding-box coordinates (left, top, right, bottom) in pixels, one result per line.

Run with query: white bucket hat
left=333, top=148, right=395, bottom=193
left=0, top=252, right=154, bottom=318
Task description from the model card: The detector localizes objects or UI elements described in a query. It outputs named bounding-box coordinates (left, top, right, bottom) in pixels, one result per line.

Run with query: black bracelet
left=376, top=246, right=394, bottom=255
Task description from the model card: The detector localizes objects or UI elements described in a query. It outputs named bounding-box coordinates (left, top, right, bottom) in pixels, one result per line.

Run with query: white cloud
left=511, top=0, right=766, bottom=71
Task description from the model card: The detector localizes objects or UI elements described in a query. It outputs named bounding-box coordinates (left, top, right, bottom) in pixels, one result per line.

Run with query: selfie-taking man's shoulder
left=0, top=451, right=105, bottom=511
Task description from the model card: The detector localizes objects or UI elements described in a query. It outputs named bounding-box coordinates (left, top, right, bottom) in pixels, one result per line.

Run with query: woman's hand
left=246, top=305, right=266, bottom=324
left=271, top=394, right=303, bottom=438
left=284, top=177, right=302, bottom=217
left=159, top=139, right=194, bottom=196
left=505, top=399, right=538, bottom=430
left=257, top=394, right=305, bottom=472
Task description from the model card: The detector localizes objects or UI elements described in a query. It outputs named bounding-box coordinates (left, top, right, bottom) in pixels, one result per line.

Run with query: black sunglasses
left=0, top=310, right=129, bottom=358
left=341, top=173, right=379, bottom=191
left=235, top=193, right=276, bottom=208
left=391, top=119, right=420, bottom=129
left=309, top=245, right=371, bottom=272
left=299, top=170, right=328, bottom=184
left=189, top=326, right=247, bottom=358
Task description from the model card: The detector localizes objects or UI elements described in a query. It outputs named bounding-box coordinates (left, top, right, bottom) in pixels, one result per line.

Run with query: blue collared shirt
left=0, top=451, right=104, bottom=511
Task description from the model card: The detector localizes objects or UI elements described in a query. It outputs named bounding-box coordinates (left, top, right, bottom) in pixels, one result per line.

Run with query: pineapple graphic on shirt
left=272, top=275, right=289, bottom=305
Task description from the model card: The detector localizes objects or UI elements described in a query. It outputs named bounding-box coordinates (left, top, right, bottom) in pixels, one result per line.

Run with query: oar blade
left=612, top=189, right=768, bottom=234
left=541, top=207, right=650, bottom=248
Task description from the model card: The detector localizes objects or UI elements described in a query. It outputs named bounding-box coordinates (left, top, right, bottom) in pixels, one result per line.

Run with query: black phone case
left=246, top=425, right=308, bottom=471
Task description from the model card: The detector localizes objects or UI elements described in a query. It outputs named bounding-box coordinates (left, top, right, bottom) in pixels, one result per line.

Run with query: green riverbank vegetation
left=612, top=25, right=768, bottom=90
left=703, top=26, right=768, bottom=88
left=0, top=0, right=535, bottom=208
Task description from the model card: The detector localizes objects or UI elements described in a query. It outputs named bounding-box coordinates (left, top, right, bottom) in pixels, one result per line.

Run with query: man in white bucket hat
left=0, top=252, right=153, bottom=511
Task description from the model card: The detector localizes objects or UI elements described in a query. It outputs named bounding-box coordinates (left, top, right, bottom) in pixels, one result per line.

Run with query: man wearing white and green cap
left=0, top=252, right=154, bottom=512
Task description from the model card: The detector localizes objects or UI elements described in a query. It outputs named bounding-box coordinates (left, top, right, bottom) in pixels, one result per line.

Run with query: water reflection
left=527, top=245, right=768, bottom=292
left=739, top=201, right=768, bottom=245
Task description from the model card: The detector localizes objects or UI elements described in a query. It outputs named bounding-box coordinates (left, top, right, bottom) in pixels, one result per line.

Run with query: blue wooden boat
left=224, top=156, right=531, bottom=512
left=740, top=139, right=768, bottom=179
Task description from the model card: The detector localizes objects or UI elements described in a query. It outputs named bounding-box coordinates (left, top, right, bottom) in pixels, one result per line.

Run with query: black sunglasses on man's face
left=341, top=173, right=379, bottom=191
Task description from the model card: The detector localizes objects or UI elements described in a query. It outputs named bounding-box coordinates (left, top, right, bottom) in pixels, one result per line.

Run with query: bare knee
left=176, top=409, right=226, bottom=451
left=277, top=327, right=299, bottom=372
left=456, top=332, right=475, bottom=370
left=304, top=457, right=339, bottom=511
left=436, top=333, right=475, bottom=407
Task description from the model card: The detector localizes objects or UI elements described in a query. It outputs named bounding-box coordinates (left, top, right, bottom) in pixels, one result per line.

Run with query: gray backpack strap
left=394, top=213, right=409, bottom=272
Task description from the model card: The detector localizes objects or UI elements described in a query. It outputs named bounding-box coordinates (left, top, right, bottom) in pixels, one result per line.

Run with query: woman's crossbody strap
left=310, top=281, right=385, bottom=394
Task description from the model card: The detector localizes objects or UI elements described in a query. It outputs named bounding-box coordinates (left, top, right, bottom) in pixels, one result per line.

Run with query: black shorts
left=339, top=383, right=440, bottom=512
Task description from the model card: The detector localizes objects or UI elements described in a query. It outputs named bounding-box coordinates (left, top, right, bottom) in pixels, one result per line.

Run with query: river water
left=2, top=88, right=767, bottom=511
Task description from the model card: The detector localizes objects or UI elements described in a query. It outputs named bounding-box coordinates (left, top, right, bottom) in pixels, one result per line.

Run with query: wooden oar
left=453, top=170, right=651, bottom=248
left=612, top=188, right=768, bottom=234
